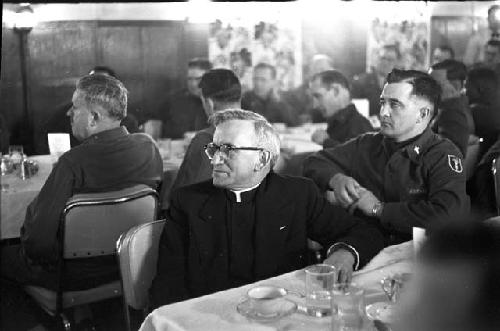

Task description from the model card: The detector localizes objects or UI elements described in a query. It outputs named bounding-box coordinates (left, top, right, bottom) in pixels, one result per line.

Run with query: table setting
left=1, top=146, right=55, bottom=239
left=140, top=241, right=415, bottom=331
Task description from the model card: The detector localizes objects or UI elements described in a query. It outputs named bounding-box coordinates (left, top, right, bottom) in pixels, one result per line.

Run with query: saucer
left=365, top=301, right=396, bottom=324
left=236, top=297, right=297, bottom=322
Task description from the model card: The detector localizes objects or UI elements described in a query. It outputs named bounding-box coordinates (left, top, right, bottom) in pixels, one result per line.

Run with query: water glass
left=305, top=264, right=336, bottom=316
left=331, top=283, right=365, bottom=331
left=9, top=145, right=24, bottom=163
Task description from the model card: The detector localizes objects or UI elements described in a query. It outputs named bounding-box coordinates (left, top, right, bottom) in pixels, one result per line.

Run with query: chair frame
left=493, top=158, right=500, bottom=215
left=28, top=185, right=158, bottom=330
left=116, top=219, right=166, bottom=331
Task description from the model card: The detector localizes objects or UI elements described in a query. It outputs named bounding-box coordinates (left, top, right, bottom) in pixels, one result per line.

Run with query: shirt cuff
left=326, top=242, right=360, bottom=271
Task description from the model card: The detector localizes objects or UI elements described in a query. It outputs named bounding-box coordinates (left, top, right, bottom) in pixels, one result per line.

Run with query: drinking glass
left=331, top=283, right=365, bottom=331
left=305, top=264, right=336, bottom=316
left=9, top=145, right=23, bottom=163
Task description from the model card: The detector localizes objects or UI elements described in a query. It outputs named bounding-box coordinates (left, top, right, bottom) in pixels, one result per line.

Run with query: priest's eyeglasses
left=204, top=142, right=264, bottom=160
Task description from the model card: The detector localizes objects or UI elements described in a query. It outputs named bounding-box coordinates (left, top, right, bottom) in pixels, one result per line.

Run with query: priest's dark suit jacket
left=150, top=172, right=384, bottom=307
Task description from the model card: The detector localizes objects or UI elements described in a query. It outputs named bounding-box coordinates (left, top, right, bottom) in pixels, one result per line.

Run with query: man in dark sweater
left=309, top=70, right=373, bottom=148
left=1, top=74, right=163, bottom=291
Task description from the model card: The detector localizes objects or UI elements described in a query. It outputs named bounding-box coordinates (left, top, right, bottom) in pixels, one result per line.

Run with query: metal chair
left=24, top=184, right=158, bottom=330
left=116, top=219, right=166, bottom=331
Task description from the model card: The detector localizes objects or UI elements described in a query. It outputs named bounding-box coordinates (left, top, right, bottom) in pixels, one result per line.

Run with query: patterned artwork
left=366, top=1, right=430, bottom=73
left=209, top=19, right=301, bottom=92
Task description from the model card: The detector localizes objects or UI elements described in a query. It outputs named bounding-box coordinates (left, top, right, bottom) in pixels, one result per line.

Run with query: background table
left=140, top=241, right=413, bottom=331
left=0, top=146, right=184, bottom=240
left=1, top=155, right=54, bottom=239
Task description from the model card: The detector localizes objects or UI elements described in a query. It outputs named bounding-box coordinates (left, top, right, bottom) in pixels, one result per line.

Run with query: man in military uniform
left=304, top=69, right=470, bottom=245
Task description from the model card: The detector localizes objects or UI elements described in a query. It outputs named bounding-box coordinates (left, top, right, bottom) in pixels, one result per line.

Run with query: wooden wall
left=0, top=20, right=209, bottom=154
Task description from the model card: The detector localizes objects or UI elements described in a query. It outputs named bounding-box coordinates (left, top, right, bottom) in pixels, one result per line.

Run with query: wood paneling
left=1, top=20, right=207, bottom=154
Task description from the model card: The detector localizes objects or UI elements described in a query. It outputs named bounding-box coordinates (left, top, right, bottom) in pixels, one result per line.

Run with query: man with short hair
left=1, top=74, right=163, bottom=290
left=484, top=39, right=500, bottom=69
left=431, top=45, right=455, bottom=65
left=170, top=69, right=242, bottom=192
left=429, top=59, right=474, bottom=157
left=304, top=69, right=469, bottom=246
left=352, top=44, right=400, bottom=116
left=284, top=54, right=335, bottom=124
left=37, top=66, right=139, bottom=154
left=242, top=63, right=297, bottom=126
left=309, top=70, right=373, bottom=148
left=151, top=109, right=384, bottom=306
left=157, top=58, right=212, bottom=138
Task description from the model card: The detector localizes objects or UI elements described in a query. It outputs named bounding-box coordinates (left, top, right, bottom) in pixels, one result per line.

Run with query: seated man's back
left=1, top=74, right=163, bottom=291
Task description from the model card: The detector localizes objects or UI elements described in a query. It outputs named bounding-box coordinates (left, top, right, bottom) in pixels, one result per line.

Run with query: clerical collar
left=230, top=182, right=261, bottom=203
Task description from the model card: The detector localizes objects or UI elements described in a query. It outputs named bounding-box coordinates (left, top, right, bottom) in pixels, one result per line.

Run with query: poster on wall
left=209, top=18, right=301, bottom=92
left=366, top=3, right=430, bottom=72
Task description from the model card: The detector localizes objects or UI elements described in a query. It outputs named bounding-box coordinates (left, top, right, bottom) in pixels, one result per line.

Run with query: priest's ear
left=255, top=150, right=271, bottom=170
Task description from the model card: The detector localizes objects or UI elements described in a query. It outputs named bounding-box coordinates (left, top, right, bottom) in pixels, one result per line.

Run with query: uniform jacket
left=323, top=103, right=374, bottom=149
left=303, top=128, right=470, bottom=244
left=150, top=172, right=384, bottom=307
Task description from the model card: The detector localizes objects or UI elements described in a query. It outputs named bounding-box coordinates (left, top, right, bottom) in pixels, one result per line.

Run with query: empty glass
left=305, top=264, right=336, bottom=317
left=331, top=283, right=365, bottom=331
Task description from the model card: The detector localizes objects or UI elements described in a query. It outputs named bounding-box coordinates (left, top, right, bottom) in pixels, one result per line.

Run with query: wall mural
left=366, top=3, right=430, bottom=73
left=209, top=18, right=301, bottom=92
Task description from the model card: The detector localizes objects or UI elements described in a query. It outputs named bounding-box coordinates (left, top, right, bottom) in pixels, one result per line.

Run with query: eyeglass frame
left=204, top=142, right=267, bottom=160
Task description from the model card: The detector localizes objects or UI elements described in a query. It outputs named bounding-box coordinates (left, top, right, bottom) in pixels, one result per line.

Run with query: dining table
left=139, top=241, right=414, bottom=331
left=1, top=154, right=55, bottom=240
left=0, top=139, right=186, bottom=241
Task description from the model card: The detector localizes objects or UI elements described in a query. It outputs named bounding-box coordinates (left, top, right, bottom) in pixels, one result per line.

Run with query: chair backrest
left=492, top=157, right=500, bottom=215
left=62, top=184, right=158, bottom=259
left=116, top=219, right=166, bottom=310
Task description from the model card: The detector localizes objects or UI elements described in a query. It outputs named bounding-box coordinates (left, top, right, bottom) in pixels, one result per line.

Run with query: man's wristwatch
left=372, top=202, right=384, bottom=218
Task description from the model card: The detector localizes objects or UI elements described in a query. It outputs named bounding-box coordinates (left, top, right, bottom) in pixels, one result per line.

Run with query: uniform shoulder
left=426, top=131, right=463, bottom=157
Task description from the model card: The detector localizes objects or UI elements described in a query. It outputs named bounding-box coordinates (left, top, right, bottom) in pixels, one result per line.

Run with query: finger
left=346, top=182, right=360, bottom=200
left=338, top=191, right=354, bottom=208
left=337, top=267, right=347, bottom=284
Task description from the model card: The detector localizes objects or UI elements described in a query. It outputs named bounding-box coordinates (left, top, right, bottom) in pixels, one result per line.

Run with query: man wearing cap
left=304, top=69, right=470, bottom=246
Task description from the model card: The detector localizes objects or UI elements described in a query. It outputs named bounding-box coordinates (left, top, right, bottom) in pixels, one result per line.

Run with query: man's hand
left=351, top=188, right=381, bottom=217
left=311, top=129, right=329, bottom=145
left=323, top=249, right=355, bottom=284
left=329, top=174, right=361, bottom=208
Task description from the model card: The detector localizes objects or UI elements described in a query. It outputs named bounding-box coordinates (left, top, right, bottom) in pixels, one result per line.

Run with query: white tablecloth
left=1, top=155, right=54, bottom=239
left=140, top=241, right=413, bottom=331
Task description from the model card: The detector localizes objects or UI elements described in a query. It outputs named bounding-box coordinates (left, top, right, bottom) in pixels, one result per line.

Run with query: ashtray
left=366, top=301, right=396, bottom=324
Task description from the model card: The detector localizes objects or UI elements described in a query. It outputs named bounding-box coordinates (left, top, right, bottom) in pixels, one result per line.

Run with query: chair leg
left=122, top=297, right=132, bottom=331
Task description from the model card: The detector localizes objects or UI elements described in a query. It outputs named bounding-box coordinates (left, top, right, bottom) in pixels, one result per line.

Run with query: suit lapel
left=254, top=174, right=292, bottom=278
left=193, top=187, right=228, bottom=263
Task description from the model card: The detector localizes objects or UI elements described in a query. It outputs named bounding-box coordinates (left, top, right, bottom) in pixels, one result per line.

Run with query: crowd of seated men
left=4, top=37, right=500, bottom=330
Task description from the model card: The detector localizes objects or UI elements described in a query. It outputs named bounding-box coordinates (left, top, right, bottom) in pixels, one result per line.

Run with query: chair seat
left=24, top=281, right=122, bottom=315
